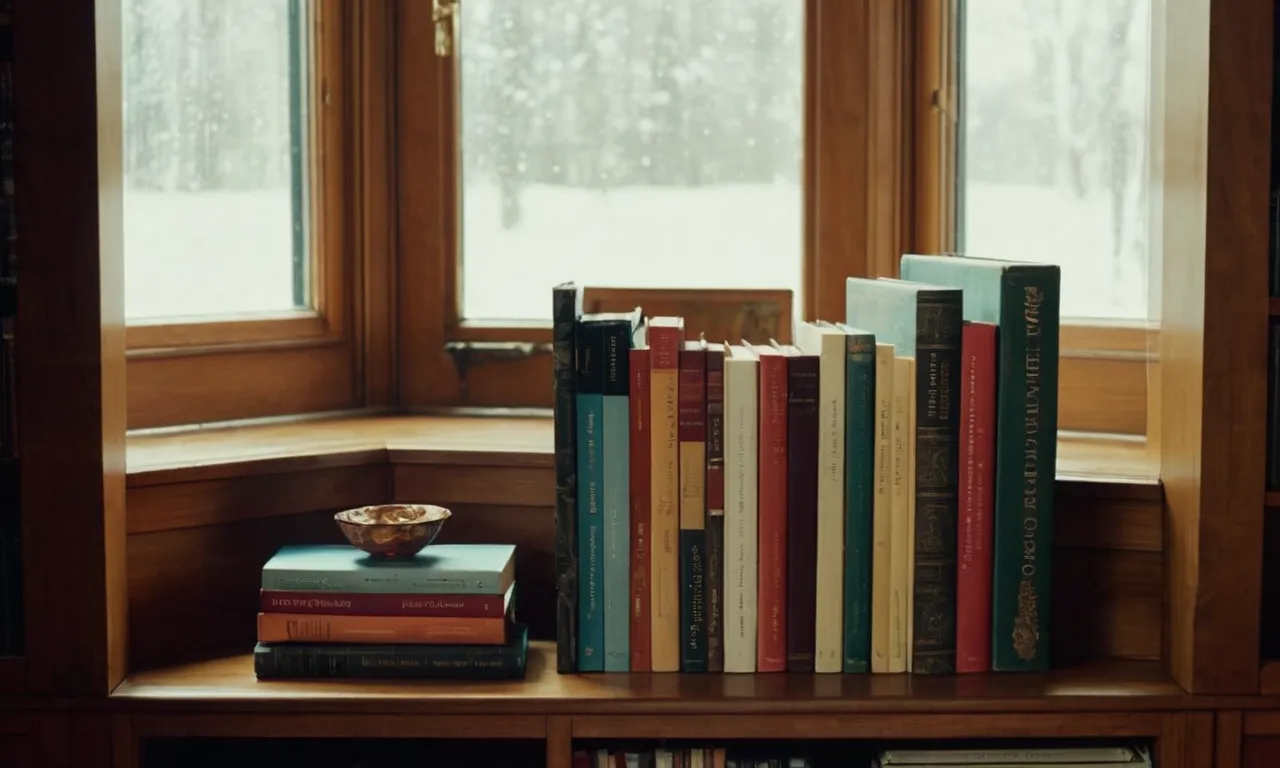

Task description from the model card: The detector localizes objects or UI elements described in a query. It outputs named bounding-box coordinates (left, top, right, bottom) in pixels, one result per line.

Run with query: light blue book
left=601, top=312, right=641, bottom=671
left=260, top=543, right=516, bottom=595
left=576, top=317, right=607, bottom=671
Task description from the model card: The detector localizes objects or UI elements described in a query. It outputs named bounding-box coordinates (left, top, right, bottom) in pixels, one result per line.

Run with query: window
left=456, top=0, right=806, bottom=323
left=398, top=0, right=906, bottom=408
left=121, top=0, right=373, bottom=429
left=917, top=0, right=1159, bottom=438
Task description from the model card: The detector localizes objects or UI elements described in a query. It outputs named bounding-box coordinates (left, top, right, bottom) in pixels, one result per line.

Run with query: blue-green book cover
left=600, top=311, right=641, bottom=672
left=260, top=543, right=516, bottom=595
left=576, top=317, right=607, bottom=671
left=834, top=323, right=876, bottom=672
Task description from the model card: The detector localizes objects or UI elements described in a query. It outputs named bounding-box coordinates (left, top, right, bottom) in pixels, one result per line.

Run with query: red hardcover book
left=753, top=343, right=789, bottom=672
left=957, top=321, right=997, bottom=672
left=259, top=590, right=507, bottom=618
left=630, top=346, right=652, bottom=671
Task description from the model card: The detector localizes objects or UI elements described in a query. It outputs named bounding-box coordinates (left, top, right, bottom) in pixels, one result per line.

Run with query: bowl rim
left=333, top=503, right=452, bottom=526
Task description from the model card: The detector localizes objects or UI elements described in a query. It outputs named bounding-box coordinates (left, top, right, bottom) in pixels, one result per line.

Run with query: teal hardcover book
left=260, top=544, right=516, bottom=595
left=834, top=322, right=876, bottom=673
left=601, top=310, right=641, bottom=672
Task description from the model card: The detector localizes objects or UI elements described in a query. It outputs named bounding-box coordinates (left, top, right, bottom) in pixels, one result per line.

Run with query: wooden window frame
left=123, top=0, right=396, bottom=429
left=911, top=0, right=1158, bottom=440
left=396, top=0, right=914, bottom=409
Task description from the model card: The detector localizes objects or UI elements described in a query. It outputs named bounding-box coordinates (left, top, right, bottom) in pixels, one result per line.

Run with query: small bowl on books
left=333, top=503, right=451, bottom=558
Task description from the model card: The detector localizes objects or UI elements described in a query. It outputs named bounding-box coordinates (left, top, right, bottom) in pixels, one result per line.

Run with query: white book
left=722, top=343, right=759, bottom=673
left=798, top=321, right=846, bottom=673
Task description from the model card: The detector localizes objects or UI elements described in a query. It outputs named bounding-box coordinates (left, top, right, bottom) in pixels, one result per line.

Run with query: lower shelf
left=111, top=641, right=1184, bottom=716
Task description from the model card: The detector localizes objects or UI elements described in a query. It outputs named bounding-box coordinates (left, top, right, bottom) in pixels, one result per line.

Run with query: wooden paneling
left=14, top=0, right=128, bottom=695
left=1159, top=0, right=1272, bottom=694
left=1219, top=711, right=1244, bottom=768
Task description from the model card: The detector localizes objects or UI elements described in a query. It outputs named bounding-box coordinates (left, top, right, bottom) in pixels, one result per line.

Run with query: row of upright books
left=253, top=543, right=528, bottom=680
left=572, top=744, right=1149, bottom=768
left=553, top=253, right=1060, bottom=675
left=0, top=9, right=18, bottom=659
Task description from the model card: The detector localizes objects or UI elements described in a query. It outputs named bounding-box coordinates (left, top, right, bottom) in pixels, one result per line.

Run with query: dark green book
left=900, top=253, right=1061, bottom=671
left=846, top=276, right=963, bottom=675
left=833, top=322, right=876, bottom=673
left=552, top=282, right=583, bottom=673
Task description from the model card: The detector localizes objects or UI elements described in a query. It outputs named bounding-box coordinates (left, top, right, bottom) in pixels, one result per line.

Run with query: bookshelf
left=0, top=0, right=1278, bottom=767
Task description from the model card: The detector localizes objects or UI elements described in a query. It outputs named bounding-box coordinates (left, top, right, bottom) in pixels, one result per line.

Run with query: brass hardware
left=433, top=0, right=458, bottom=57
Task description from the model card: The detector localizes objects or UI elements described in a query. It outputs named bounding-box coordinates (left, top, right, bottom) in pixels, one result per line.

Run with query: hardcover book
left=261, top=544, right=516, bottom=596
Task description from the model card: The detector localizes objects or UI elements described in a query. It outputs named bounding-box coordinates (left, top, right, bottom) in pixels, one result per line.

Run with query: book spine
left=602, top=322, right=632, bottom=672
left=870, top=344, right=895, bottom=673
left=723, top=355, right=758, bottom=673
left=254, top=628, right=529, bottom=680
left=757, top=354, right=788, bottom=672
left=910, top=293, right=963, bottom=675
left=889, top=356, right=912, bottom=674
left=576, top=320, right=606, bottom=671
left=705, top=345, right=726, bottom=672
left=842, top=335, right=875, bottom=673
left=957, top=322, right=996, bottom=673
left=678, top=345, right=707, bottom=672
left=1271, top=322, right=1280, bottom=490
left=814, top=336, right=846, bottom=674
left=257, top=613, right=508, bottom=645
left=649, top=324, right=682, bottom=672
left=991, top=271, right=1061, bottom=671
left=552, top=284, right=581, bottom=673
left=260, top=591, right=506, bottom=618
left=785, top=354, right=818, bottom=673
left=629, top=347, right=652, bottom=672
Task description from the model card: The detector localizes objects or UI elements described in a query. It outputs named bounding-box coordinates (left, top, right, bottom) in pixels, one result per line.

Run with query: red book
left=259, top=589, right=507, bottom=617
left=630, top=346, right=652, bottom=672
left=752, top=343, right=788, bottom=672
left=957, top=321, right=997, bottom=672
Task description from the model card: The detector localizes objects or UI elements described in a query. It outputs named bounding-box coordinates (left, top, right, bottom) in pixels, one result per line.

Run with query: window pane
left=958, top=0, right=1153, bottom=321
left=459, top=0, right=804, bottom=323
left=123, top=0, right=308, bottom=321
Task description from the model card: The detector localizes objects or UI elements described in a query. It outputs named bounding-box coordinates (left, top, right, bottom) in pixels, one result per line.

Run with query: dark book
left=253, top=624, right=529, bottom=680
left=552, top=282, right=584, bottom=673
left=678, top=339, right=707, bottom=672
left=780, top=344, right=818, bottom=673
left=835, top=323, right=877, bottom=673
left=704, top=342, right=726, bottom=672
left=1269, top=320, right=1280, bottom=490
left=846, top=275, right=964, bottom=675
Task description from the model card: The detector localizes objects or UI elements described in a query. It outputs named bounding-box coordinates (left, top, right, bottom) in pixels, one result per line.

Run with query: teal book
left=845, top=276, right=962, bottom=675
left=899, top=253, right=1061, bottom=671
left=260, top=544, right=516, bottom=595
left=834, top=323, right=876, bottom=672
left=600, top=310, right=642, bottom=672
left=576, top=316, right=607, bottom=671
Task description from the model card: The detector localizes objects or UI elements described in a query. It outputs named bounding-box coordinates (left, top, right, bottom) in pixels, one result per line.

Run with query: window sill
left=125, top=411, right=1161, bottom=534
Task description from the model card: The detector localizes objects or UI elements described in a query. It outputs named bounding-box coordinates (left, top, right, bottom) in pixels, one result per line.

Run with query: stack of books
left=253, top=542, right=528, bottom=680
left=553, top=252, right=1061, bottom=675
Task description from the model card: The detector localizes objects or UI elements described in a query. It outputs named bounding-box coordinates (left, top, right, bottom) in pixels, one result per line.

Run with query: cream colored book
left=648, top=317, right=683, bottom=672
left=889, top=355, right=914, bottom=674
left=723, top=343, right=759, bottom=673
left=798, top=321, right=846, bottom=673
left=869, top=342, right=895, bottom=673
left=904, top=357, right=917, bottom=673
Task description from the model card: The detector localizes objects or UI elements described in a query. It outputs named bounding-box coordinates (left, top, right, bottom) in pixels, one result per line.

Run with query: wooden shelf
left=108, top=641, right=1190, bottom=716
left=1266, top=491, right=1280, bottom=508
left=1270, top=297, right=1280, bottom=316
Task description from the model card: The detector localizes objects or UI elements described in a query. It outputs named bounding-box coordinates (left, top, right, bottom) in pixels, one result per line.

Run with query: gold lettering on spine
left=1013, top=286, right=1044, bottom=661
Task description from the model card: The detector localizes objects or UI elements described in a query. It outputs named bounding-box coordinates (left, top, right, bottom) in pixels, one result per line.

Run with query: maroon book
left=781, top=345, right=818, bottom=673
left=260, top=587, right=510, bottom=618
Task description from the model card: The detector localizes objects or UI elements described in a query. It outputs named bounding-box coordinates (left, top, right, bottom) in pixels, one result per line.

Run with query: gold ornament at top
left=434, top=0, right=458, bottom=57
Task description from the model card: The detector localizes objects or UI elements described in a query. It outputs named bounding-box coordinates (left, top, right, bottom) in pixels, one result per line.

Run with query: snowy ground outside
left=123, top=181, right=1151, bottom=324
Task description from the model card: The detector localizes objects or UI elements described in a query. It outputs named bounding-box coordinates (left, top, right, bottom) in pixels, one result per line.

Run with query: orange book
left=257, top=612, right=508, bottom=645
left=749, top=342, right=788, bottom=672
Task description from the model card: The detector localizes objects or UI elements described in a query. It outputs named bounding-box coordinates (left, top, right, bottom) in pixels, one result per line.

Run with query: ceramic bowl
left=334, top=503, right=451, bottom=558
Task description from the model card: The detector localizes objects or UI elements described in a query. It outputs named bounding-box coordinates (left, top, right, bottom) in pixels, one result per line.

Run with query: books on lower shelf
left=553, top=252, right=1061, bottom=675
left=572, top=743, right=1150, bottom=768
left=253, top=543, right=528, bottom=680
